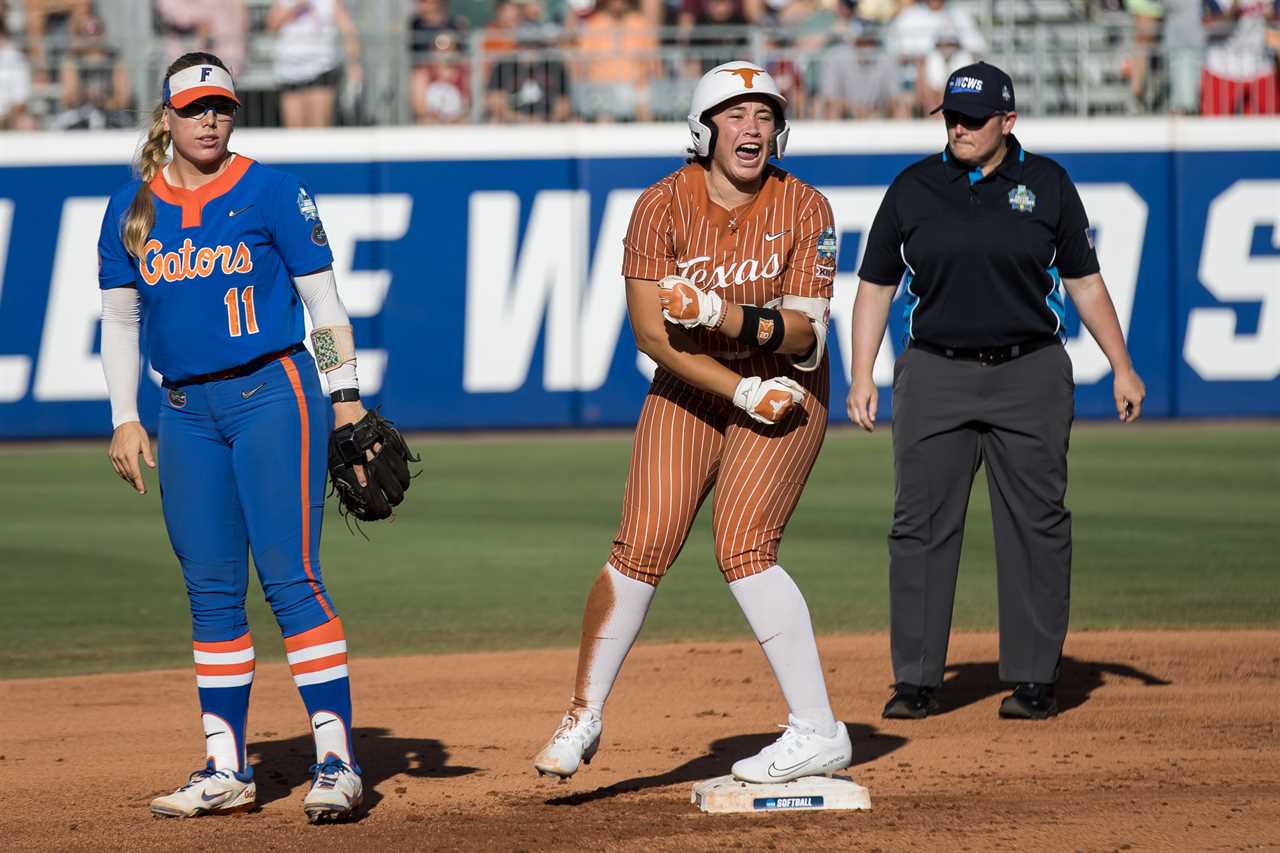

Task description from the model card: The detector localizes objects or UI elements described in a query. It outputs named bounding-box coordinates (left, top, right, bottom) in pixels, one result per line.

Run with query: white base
left=691, top=774, right=871, bottom=814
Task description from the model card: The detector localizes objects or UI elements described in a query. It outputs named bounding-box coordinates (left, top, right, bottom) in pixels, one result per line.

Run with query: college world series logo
left=1008, top=185, right=1037, bottom=213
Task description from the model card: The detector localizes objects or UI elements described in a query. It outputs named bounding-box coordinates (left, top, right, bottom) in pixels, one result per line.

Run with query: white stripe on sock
left=193, top=647, right=256, bottom=665
left=292, top=664, right=349, bottom=687
left=196, top=672, right=255, bottom=689
left=286, top=640, right=347, bottom=666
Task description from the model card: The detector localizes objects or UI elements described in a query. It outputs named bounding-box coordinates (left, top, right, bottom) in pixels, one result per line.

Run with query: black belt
left=173, top=342, right=306, bottom=386
left=911, top=335, right=1060, bottom=366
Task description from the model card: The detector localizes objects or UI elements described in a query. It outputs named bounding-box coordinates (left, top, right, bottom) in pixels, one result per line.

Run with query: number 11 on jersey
left=224, top=286, right=259, bottom=337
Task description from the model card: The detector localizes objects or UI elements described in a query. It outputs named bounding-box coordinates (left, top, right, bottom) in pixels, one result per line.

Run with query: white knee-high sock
left=571, top=564, right=657, bottom=715
left=729, top=565, right=838, bottom=737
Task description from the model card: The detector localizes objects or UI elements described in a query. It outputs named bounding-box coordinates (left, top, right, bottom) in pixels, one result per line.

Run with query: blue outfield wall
left=0, top=119, right=1276, bottom=438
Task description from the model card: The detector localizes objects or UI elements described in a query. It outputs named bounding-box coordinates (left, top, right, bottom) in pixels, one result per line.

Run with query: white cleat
left=731, top=716, right=853, bottom=784
left=150, top=764, right=256, bottom=818
left=303, top=757, right=363, bottom=824
left=532, top=707, right=602, bottom=778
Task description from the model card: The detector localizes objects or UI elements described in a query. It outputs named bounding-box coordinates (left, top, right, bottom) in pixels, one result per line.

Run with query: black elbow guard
left=736, top=305, right=786, bottom=352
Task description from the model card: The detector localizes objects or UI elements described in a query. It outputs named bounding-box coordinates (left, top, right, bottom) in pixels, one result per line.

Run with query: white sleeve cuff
left=294, top=267, right=359, bottom=394
left=783, top=295, right=830, bottom=373
left=100, top=287, right=142, bottom=428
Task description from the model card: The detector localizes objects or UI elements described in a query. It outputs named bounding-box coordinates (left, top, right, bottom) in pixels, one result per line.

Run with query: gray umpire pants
left=888, top=343, right=1075, bottom=687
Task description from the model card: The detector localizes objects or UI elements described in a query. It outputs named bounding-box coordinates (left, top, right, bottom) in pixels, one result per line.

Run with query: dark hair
left=123, top=52, right=232, bottom=258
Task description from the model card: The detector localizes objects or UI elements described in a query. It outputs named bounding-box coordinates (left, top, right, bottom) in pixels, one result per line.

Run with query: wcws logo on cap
left=949, top=76, right=984, bottom=94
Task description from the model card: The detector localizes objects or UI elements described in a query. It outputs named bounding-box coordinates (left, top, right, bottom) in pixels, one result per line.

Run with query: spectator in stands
left=1201, top=0, right=1278, bottom=114
left=688, top=0, right=751, bottom=72
left=770, top=0, right=839, bottom=51
left=411, top=29, right=472, bottom=122
left=486, top=31, right=571, bottom=121
left=888, top=0, right=985, bottom=56
left=1124, top=0, right=1163, bottom=109
left=22, top=0, right=92, bottom=83
left=483, top=0, right=521, bottom=56
left=50, top=3, right=131, bottom=129
left=574, top=0, right=656, bottom=121
left=154, top=0, right=248, bottom=75
left=267, top=0, right=363, bottom=127
left=766, top=36, right=810, bottom=117
left=515, top=0, right=560, bottom=40
left=887, top=0, right=985, bottom=115
left=0, top=13, right=37, bottom=129
left=819, top=18, right=905, bottom=118
left=409, top=0, right=469, bottom=66
left=1163, top=0, right=1208, bottom=114
left=672, top=0, right=762, bottom=28
left=855, top=0, right=902, bottom=23
left=920, top=32, right=976, bottom=115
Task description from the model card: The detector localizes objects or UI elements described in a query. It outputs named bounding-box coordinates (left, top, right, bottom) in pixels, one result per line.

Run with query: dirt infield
left=4, top=630, right=1279, bottom=852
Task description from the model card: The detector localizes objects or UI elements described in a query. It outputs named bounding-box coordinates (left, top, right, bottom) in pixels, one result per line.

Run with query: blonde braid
left=122, top=104, right=171, bottom=259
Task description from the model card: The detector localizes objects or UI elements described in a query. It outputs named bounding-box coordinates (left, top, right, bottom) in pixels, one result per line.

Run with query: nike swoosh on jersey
left=240, top=383, right=266, bottom=399
left=228, top=205, right=254, bottom=217
left=314, top=718, right=337, bottom=729
left=764, top=231, right=788, bottom=241
left=767, top=757, right=814, bottom=778
left=205, top=730, right=227, bottom=740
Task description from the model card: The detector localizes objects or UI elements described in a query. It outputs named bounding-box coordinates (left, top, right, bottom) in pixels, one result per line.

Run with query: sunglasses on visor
left=942, top=110, right=1004, bottom=130
left=169, top=99, right=238, bottom=120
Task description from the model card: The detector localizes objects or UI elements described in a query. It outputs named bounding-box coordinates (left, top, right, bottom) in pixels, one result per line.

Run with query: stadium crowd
left=1, top=0, right=1277, bottom=130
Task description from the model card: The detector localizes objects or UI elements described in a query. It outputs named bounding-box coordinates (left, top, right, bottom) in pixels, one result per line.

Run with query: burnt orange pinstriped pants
left=608, top=353, right=829, bottom=584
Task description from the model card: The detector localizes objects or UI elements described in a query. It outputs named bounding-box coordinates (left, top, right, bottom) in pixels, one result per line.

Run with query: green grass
left=3, top=424, right=1277, bottom=679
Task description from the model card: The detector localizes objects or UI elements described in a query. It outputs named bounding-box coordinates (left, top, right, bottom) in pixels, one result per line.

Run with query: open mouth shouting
left=735, top=141, right=764, bottom=166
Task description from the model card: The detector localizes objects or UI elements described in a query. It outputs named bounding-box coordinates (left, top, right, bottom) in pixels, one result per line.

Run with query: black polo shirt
left=858, top=134, right=1100, bottom=349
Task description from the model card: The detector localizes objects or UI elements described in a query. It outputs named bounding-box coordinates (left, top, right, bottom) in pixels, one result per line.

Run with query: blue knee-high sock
left=193, top=631, right=255, bottom=778
left=284, top=617, right=357, bottom=771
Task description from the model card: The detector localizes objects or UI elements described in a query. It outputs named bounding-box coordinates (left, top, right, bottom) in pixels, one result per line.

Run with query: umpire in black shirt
left=848, top=62, right=1146, bottom=720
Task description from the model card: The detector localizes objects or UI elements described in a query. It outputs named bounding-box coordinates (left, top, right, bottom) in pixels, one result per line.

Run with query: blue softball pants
left=158, top=348, right=336, bottom=643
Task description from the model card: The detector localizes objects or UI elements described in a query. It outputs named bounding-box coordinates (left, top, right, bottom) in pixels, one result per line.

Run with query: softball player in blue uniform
left=98, top=53, right=368, bottom=822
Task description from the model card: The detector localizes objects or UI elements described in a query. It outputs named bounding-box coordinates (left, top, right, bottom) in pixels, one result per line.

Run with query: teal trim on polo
left=1045, top=265, right=1066, bottom=335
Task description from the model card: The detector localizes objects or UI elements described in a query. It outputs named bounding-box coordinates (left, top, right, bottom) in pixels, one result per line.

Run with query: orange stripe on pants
left=279, top=356, right=336, bottom=622
left=283, top=616, right=346, bottom=652
left=193, top=634, right=254, bottom=653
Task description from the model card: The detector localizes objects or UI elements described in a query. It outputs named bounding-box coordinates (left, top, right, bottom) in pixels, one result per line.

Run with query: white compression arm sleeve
left=294, top=267, right=359, bottom=393
left=100, top=287, right=142, bottom=428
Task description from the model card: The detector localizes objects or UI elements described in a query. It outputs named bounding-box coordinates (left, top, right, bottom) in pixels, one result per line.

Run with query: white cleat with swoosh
left=730, top=716, right=852, bottom=784
left=150, top=763, right=256, bottom=818
left=533, top=707, right=602, bottom=778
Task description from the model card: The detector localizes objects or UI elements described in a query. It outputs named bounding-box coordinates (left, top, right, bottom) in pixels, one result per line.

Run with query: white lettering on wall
left=0, top=199, right=32, bottom=403
left=1184, top=180, right=1280, bottom=381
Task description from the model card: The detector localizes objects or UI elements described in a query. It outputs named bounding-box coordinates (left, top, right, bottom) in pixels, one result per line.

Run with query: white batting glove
left=733, top=376, right=806, bottom=425
left=658, top=275, right=723, bottom=330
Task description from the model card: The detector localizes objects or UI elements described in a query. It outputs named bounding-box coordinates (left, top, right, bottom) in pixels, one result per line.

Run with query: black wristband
left=735, top=305, right=786, bottom=352
left=330, top=388, right=361, bottom=403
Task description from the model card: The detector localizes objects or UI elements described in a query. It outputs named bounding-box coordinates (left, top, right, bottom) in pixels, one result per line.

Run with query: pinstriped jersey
left=622, top=162, right=837, bottom=358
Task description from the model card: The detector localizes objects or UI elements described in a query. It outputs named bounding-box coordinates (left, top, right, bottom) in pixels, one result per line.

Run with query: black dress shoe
left=882, top=683, right=940, bottom=719
left=999, top=682, right=1058, bottom=719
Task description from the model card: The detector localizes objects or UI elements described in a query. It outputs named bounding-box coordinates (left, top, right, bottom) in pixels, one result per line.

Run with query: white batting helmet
left=687, top=61, right=789, bottom=159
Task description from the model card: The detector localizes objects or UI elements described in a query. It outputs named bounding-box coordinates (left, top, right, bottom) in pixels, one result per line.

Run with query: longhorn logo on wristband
left=757, top=318, right=775, bottom=345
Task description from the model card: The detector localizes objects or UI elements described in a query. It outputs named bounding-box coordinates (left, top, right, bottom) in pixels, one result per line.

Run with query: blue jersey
left=98, top=156, right=334, bottom=382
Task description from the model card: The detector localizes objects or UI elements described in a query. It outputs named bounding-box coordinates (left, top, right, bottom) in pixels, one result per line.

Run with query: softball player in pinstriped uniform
left=534, top=62, right=854, bottom=785
left=98, top=53, right=369, bottom=822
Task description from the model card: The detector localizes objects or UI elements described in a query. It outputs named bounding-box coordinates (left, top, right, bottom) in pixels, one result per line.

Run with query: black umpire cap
left=931, top=61, right=1016, bottom=117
